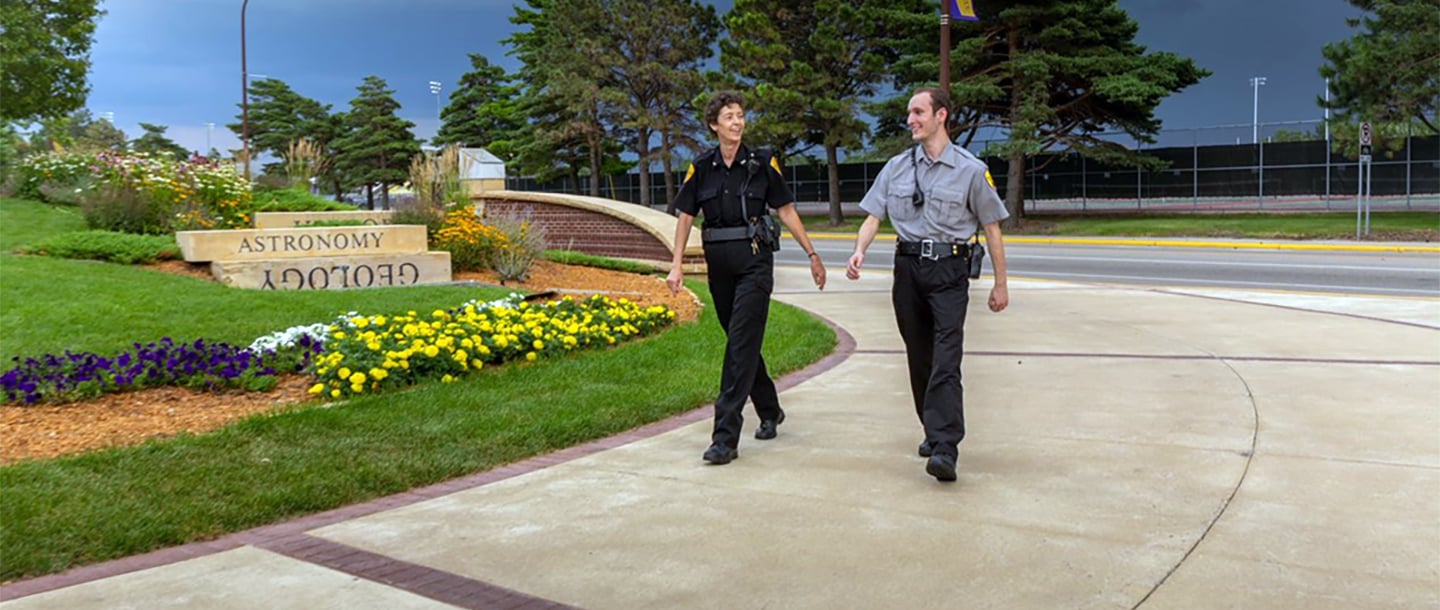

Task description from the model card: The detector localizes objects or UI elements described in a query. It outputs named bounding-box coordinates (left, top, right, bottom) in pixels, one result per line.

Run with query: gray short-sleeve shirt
left=858, top=143, right=1009, bottom=242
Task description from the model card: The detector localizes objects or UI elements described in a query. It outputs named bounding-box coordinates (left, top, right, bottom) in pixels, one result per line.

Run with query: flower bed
left=3, top=294, right=676, bottom=406
left=15, top=151, right=253, bottom=233
left=310, top=293, right=676, bottom=399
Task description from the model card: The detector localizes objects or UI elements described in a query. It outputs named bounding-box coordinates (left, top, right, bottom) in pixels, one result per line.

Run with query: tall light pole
left=206, top=122, right=214, bottom=153
left=241, top=0, right=251, bottom=180
left=1249, top=76, right=1267, bottom=144
left=939, top=3, right=951, bottom=91
left=428, top=80, right=443, bottom=121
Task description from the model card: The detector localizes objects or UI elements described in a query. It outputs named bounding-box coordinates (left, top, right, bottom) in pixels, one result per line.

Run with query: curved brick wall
left=477, top=191, right=705, bottom=269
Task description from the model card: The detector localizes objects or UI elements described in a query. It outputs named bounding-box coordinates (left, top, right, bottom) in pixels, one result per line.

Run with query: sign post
left=1356, top=121, right=1373, bottom=239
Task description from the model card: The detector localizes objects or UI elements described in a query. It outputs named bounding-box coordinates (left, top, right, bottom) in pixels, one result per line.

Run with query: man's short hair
left=705, top=91, right=746, bottom=134
left=914, top=87, right=954, bottom=128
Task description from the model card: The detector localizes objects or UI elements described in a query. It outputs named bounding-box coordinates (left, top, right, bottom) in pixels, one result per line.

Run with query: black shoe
left=926, top=453, right=957, bottom=482
left=703, top=444, right=738, bottom=465
left=918, top=440, right=934, bottom=457
left=755, top=410, right=786, bottom=440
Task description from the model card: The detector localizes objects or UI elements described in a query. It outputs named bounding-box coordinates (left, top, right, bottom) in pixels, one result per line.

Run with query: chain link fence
left=509, top=119, right=1440, bottom=214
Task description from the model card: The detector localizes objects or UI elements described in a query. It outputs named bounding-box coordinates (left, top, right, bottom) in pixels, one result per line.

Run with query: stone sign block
left=175, top=225, right=428, bottom=262
left=210, top=252, right=453, bottom=290
left=252, top=211, right=395, bottom=229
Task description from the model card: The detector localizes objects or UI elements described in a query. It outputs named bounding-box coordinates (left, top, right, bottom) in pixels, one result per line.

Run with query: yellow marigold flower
left=423, top=345, right=440, bottom=358
left=477, top=344, right=491, bottom=356
left=352, top=317, right=369, bottom=328
left=526, top=352, right=538, bottom=362
left=334, top=331, right=347, bottom=339
left=461, top=338, right=474, bottom=349
left=374, top=315, right=388, bottom=326
left=367, top=341, right=382, bottom=351
left=370, top=368, right=388, bottom=380
left=532, top=339, right=544, bottom=350
left=442, top=374, right=455, bottom=383
left=351, top=384, right=364, bottom=394
left=338, top=367, right=352, bottom=379
left=350, top=372, right=367, bottom=384
left=331, top=389, right=341, bottom=398
left=454, top=349, right=468, bottom=362
left=309, top=383, right=325, bottom=394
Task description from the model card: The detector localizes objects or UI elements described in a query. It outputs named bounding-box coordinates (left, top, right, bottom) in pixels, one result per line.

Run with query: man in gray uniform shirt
left=846, top=87, right=1011, bottom=482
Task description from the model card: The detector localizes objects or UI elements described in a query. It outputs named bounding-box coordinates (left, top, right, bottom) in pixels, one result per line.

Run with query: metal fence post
left=1406, top=121, right=1413, bottom=209
left=1192, top=128, right=1198, bottom=210
left=1258, top=127, right=1265, bottom=210
left=1081, top=153, right=1087, bottom=211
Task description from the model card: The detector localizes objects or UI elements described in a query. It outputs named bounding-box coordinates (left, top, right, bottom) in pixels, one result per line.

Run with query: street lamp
left=241, top=0, right=251, bottom=180
left=428, top=80, right=443, bottom=121
left=1249, top=76, right=1267, bottom=144
left=206, top=122, right=215, bottom=153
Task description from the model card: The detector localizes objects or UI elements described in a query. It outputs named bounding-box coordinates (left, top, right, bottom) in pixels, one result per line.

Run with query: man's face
left=710, top=103, right=745, bottom=145
left=906, top=93, right=944, bottom=142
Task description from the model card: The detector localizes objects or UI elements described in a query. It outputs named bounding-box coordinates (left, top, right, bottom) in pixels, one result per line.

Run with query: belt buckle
left=920, top=239, right=938, bottom=260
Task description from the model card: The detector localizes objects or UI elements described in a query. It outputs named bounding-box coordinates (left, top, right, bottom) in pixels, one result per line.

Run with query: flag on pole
left=949, top=0, right=979, bottom=21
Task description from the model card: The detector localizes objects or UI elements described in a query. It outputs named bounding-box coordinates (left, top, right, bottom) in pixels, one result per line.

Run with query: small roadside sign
left=1360, top=144, right=1373, bottom=157
left=1360, top=121, right=1372, bottom=146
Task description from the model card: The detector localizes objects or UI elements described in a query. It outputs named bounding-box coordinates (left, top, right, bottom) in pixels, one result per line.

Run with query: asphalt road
left=779, top=237, right=1440, bottom=297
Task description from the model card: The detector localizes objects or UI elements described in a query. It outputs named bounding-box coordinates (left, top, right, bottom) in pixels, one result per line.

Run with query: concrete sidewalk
left=4, top=270, right=1438, bottom=609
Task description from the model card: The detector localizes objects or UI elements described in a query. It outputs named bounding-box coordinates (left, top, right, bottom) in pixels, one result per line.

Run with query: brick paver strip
left=0, top=312, right=857, bottom=606
left=257, top=535, right=581, bottom=610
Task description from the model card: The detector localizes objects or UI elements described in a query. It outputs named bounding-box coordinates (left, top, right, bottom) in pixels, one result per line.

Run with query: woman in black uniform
left=666, top=90, right=827, bottom=465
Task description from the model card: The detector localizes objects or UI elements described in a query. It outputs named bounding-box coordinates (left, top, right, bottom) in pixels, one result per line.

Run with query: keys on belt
left=895, top=239, right=969, bottom=260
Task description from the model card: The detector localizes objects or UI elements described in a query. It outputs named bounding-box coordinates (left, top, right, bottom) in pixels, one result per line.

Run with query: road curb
left=791, top=232, right=1440, bottom=253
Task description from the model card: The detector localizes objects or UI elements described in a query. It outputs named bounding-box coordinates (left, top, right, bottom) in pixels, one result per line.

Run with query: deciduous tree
left=0, top=0, right=104, bottom=123
left=721, top=0, right=930, bottom=224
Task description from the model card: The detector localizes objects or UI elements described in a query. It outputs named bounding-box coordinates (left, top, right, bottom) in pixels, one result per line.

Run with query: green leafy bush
left=20, top=230, right=181, bottom=264
left=489, top=213, right=546, bottom=283
left=251, top=187, right=351, bottom=212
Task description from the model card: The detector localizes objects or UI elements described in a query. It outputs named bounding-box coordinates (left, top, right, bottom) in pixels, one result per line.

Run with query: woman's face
left=710, top=103, right=746, bottom=146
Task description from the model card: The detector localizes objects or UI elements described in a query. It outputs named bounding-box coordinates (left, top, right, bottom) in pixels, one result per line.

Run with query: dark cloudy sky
left=81, top=0, right=1362, bottom=153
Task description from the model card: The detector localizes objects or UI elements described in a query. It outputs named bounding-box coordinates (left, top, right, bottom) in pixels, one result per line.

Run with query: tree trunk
left=381, top=183, right=391, bottom=210
left=364, top=184, right=374, bottom=210
left=588, top=134, right=602, bottom=197
left=1004, top=152, right=1024, bottom=228
left=826, top=143, right=842, bottom=226
left=661, top=131, right=677, bottom=212
left=636, top=128, right=651, bottom=207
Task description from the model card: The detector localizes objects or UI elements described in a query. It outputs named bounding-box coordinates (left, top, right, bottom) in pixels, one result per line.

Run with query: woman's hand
left=810, top=254, right=827, bottom=290
left=666, top=267, right=684, bottom=296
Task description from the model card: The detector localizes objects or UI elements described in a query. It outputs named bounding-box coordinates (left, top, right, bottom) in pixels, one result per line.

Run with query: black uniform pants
left=892, top=254, right=971, bottom=457
left=705, top=240, right=781, bottom=449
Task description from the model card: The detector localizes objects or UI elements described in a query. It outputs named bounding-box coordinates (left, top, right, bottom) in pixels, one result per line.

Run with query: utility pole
left=241, top=0, right=251, bottom=180
left=1249, top=76, right=1267, bottom=144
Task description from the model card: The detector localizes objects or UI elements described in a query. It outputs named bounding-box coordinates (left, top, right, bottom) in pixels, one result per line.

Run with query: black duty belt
left=702, top=226, right=751, bottom=242
left=896, top=239, right=971, bottom=260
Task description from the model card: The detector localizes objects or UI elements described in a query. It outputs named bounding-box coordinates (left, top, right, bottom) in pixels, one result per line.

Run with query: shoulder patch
left=769, top=157, right=782, bottom=175
left=684, top=164, right=695, bottom=183
left=985, top=170, right=995, bottom=188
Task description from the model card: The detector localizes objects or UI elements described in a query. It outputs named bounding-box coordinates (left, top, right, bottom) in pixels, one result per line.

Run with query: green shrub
left=79, top=182, right=174, bottom=235
left=251, top=187, right=351, bottom=212
left=20, top=230, right=180, bottom=264
left=390, top=199, right=446, bottom=238
left=543, top=250, right=659, bottom=274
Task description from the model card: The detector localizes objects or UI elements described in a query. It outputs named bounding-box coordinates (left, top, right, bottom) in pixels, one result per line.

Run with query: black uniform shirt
left=672, top=144, right=793, bottom=229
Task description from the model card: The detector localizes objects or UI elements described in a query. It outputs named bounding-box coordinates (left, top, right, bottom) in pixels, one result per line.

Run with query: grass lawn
left=0, top=198, right=837, bottom=581
left=799, top=211, right=1438, bottom=240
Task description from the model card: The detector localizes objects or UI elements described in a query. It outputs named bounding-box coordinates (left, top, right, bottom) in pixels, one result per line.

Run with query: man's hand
left=988, top=284, right=1009, bottom=312
left=666, top=268, right=684, bottom=296
left=810, top=255, right=827, bottom=290
left=845, top=252, right=865, bottom=280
